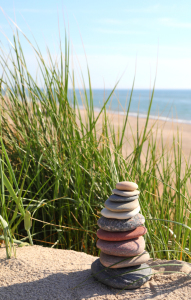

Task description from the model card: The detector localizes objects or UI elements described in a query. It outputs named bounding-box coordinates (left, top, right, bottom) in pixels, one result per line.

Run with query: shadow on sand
left=0, top=267, right=191, bottom=300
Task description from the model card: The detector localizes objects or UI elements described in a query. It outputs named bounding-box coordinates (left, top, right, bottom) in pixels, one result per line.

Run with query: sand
left=79, top=109, right=191, bottom=161
left=1, top=245, right=191, bottom=300
left=79, top=109, right=191, bottom=196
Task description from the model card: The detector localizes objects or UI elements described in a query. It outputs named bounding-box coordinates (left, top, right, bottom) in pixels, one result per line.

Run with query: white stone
left=101, top=206, right=140, bottom=219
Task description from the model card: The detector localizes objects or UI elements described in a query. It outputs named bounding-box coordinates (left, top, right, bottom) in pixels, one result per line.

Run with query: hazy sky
left=0, top=1, right=191, bottom=89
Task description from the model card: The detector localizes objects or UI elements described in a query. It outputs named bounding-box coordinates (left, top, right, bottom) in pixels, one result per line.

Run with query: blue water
left=69, top=89, right=191, bottom=124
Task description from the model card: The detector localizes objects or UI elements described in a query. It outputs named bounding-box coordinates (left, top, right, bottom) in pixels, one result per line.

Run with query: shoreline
left=79, top=105, right=191, bottom=125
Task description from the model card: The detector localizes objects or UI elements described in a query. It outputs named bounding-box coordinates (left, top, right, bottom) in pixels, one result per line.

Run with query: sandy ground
left=79, top=109, right=191, bottom=161
left=1, top=245, right=191, bottom=300
left=80, top=109, right=191, bottom=196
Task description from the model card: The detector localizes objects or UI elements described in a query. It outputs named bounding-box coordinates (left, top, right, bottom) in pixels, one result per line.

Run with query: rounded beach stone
left=112, top=189, right=140, bottom=197
left=109, top=194, right=139, bottom=202
left=97, top=213, right=145, bottom=232
left=116, top=181, right=138, bottom=191
left=91, top=259, right=152, bottom=289
left=101, top=206, right=140, bottom=219
left=97, top=236, right=145, bottom=256
left=105, top=198, right=139, bottom=212
left=96, top=226, right=147, bottom=241
left=100, top=251, right=150, bottom=268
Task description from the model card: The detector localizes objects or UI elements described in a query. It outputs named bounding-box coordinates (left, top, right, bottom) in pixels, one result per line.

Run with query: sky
left=0, top=0, right=191, bottom=89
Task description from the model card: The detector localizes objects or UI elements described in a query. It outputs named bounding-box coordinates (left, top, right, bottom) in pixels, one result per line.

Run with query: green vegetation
left=0, top=30, right=191, bottom=261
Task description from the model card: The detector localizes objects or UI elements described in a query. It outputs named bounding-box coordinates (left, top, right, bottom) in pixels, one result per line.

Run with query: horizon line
left=68, top=88, right=191, bottom=90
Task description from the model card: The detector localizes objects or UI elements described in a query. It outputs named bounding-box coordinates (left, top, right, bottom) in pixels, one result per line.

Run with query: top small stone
left=116, top=181, right=138, bottom=191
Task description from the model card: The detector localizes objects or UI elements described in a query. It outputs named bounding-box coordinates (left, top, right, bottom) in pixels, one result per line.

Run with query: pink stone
left=96, top=236, right=145, bottom=257
left=97, top=227, right=147, bottom=241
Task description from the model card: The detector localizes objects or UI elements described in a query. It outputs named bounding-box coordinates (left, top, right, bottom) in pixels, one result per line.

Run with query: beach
left=1, top=245, right=191, bottom=300
left=79, top=108, right=191, bottom=161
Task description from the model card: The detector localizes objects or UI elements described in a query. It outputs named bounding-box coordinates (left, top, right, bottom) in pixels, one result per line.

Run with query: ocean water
left=69, top=89, right=191, bottom=124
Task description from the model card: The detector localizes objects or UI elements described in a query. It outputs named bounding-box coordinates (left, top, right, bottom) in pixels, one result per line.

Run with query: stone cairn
left=91, top=181, right=152, bottom=290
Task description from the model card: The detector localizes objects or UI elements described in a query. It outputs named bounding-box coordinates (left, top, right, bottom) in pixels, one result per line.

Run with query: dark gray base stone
left=91, top=259, right=152, bottom=289
left=97, top=213, right=145, bottom=232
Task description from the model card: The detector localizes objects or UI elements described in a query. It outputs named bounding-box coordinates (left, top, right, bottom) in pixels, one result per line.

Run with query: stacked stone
left=91, top=181, right=152, bottom=290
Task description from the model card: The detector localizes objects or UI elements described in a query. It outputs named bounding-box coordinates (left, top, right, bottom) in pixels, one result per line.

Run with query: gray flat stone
left=91, top=259, right=152, bottom=289
left=109, top=194, right=139, bottom=202
left=97, top=213, right=145, bottom=232
left=112, top=189, right=140, bottom=197
left=105, top=198, right=139, bottom=212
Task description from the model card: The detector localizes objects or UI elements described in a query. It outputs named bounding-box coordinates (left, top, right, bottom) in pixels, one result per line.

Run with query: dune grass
left=0, top=29, right=191, bottom=261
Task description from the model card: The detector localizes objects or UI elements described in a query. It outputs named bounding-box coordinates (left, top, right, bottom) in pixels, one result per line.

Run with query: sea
left=69, top=89, right=191, bottom=125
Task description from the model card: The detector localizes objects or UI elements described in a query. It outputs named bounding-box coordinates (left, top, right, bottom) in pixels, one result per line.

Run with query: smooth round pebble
left=116, top=181, right=138, bottom=191
left=105, top=198, right=139, bottom=212
left=112, top=189, right=140, bottom=197
left=97, top=213, right=145, bottom=232
left=101, top=206, right=140, bottom=219
left=109, top=194, right=139, bottom=202
left=91, top=259, right=152, bottom=289
left=100, top=250, right=150, bottom=268
left=97, top=236, right=145, bottom=257
left=97, top=226, right=147, bottom=241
